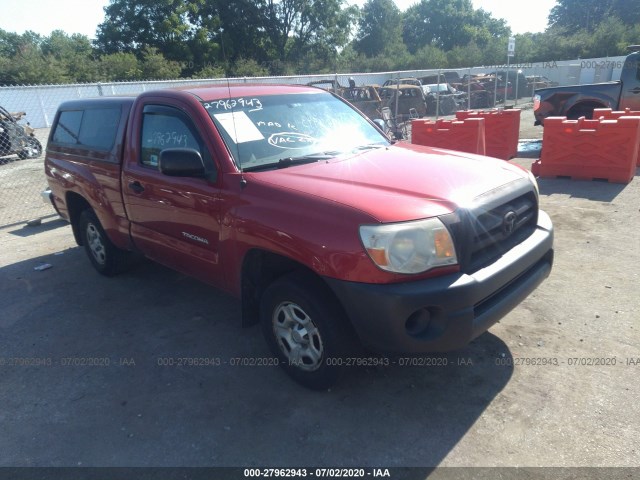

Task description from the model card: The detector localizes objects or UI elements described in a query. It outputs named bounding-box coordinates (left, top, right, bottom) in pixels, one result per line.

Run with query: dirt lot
left=0, top=107, right=638, bottom=473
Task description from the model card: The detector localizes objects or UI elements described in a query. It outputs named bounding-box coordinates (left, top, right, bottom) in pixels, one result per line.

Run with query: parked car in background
left=418, top=72, right=461, bottom=86
left=306, top=79, right=382, bottom=121
left=0, top=106, right=42, bottom=160
left=306, top=80, right=342, bottom=93
left=382, top=77, right=423, bottom=88
left=496, top=70, right=528, bottom=99
left=466, top=81, right=495, bottom=109
left=422, top=83, right=466, bottom=116
left=526, top=75, right=559, bottom=90
left=534, top=46, right=640, bottom=124
left=378, top=84, right=428, bottom=121
left=342, top=85, right=382, bottom=121
left=467, top=74, right=509, bottom=103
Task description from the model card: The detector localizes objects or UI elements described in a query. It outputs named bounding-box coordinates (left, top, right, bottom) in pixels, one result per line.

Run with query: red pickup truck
left=44, top=84, right=554, bottom=389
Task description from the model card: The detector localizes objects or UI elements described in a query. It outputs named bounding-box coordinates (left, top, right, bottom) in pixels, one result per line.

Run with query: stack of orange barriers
left=531, top=116, right=640, bottom=184
left=411, top=118, right=486, bottom=156
left=455, top=109, right=521, bottom=160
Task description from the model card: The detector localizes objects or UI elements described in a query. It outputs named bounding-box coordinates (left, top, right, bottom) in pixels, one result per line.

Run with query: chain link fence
left=0, top=123, right=50, bottom=229
left=0, top=55, right=625, bottom=228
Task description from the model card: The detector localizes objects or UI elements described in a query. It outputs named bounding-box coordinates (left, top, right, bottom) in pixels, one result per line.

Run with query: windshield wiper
left=276, top=154, right=336, bottom=168
left=353, top=143, right=388, bottom=151
left=243, top=152, right=338, bottom=172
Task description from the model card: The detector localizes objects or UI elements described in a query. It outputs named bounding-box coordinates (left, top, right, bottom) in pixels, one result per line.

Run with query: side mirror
left=159, top=148, right=206, bottom=177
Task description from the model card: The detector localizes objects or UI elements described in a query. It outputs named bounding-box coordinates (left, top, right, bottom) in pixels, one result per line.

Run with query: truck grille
left=440, top=181, right=538, bottom=274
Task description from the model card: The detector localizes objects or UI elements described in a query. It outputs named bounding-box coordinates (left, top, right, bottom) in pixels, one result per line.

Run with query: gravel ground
left=0, top=106, right=638, bottom=474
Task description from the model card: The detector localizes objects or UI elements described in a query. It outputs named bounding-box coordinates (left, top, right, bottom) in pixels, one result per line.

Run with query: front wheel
left=260, top=272, right=356, bottom=390
left=79, top=209, right=131, bottom=276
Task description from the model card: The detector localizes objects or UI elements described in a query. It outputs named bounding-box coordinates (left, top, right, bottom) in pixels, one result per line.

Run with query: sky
left=0, top=0, right=557, bottom=39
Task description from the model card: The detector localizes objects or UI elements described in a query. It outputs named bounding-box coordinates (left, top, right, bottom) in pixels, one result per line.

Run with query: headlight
left=359, top=218, right=458, bottom=274
left=533, top=94, right=541, bottom=111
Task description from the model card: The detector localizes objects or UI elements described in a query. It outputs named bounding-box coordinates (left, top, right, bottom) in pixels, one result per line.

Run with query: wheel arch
left=239, top=249, right=347, bottom=329
left=66, top=192, right=92, bottom=246
left=565, top=99, right=609, bottom=120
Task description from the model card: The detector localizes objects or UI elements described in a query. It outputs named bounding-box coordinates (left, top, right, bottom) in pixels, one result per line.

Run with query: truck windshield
left=202, top=91, right=389, bottom=171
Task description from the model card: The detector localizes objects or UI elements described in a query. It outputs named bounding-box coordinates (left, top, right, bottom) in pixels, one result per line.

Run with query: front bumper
left=41, top=187, right=61, bottom=216
left=41, top=187, right=52, bottom=206
left=325, top=210, right=554, bottom=354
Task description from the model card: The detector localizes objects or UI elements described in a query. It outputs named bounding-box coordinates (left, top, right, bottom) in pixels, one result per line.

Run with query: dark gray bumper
left=325, top=210, right=554, bottom=354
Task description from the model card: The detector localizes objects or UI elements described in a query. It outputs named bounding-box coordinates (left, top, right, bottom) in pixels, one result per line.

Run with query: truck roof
left=57, top=96, right=136, bottom=111
left=56, top=85, right=326, bottom=109
left=177, top=83, right=323, bottom=102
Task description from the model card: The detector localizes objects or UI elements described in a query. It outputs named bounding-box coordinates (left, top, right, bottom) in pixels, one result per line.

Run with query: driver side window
left=140, top=105, right=208, bottom=170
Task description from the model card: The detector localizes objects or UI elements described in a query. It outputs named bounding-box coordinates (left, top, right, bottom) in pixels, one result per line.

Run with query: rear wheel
left=79, top=209, right=131, bottom=276
left=566, top=104, right=601, bottom=120
left=260, top=272, right=356, bottom=390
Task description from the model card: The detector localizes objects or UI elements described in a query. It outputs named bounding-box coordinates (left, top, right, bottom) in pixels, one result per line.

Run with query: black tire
left=260, top=271, right=356, bottom=390
left=439, top=97, right=457, bottom=116
left=79, top=209, right=131, bottom=276
left=566, top=105, right=597, bottom=120
left=17, top=137, right=42, bottom=159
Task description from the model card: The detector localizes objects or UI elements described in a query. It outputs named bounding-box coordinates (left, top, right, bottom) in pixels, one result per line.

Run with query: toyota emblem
left=503, top=211, right=517, bottom=236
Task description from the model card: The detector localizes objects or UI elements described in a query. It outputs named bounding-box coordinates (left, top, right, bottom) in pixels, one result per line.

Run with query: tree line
left=1, top=0, right=639, bottom=85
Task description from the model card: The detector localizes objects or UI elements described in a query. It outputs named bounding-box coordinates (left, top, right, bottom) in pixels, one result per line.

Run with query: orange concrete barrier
left=456, top=109, right=521, bottom=160
left=593, top=108, right=640, bottom=165
left=411, top=118, right=486, bottom=156
left=593, top=108, right=640, bottom=119
left=531, top=116, right=640, bottom=184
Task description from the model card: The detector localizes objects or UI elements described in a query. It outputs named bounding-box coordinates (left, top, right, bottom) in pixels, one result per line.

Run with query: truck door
left=619, top=53, right=640, bottom=111
left=122, top=103, right=225, bottom=288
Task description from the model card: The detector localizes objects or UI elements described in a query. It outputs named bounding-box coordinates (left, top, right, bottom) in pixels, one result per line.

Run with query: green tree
left=410, top=44, right=448, bottom=69
left=548, top=0, right=612, bottom=32
left=41, top=31, right=100, bottom=82
left=403, top=0, right=476, bottom=53
left=354, top=0, right=403, bottom=57
left=402, top=0, right=509, bottom=55
left=95, top=0, right=195, bottom=62
left=446, top=43, right=482, bottom=68
left=140, top=47, right=182, bottom=79
left=0, top=28, right=24, bottom=57
left=193, top=0, right=268, bottom=67
left=1, top=43, right=69, bottom=85
left=191, top=63, right=226, bottom=79
left=229, top=57, right=270, bottom=77
left=510, top=33, right=537, bottom=63
left=548, top=0, right=640, bottom=32
left=262, top=0, right=356, bottom=66
left=99, top=52, right=142, bottom=81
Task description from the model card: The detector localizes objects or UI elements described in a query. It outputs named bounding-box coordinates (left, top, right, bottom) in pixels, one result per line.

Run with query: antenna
left=218, top=25, right=246, bottom=189
left=223, top=65, right=247, bottom=189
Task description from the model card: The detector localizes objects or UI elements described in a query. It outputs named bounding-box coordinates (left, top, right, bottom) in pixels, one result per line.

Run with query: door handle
left=630, top=87, right=640, bottom=94
left=128, top=181, right=145, bottom=194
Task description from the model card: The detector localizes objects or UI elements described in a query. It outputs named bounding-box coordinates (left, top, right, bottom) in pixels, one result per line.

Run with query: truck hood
left=251, top=143, right=528, bottom=223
